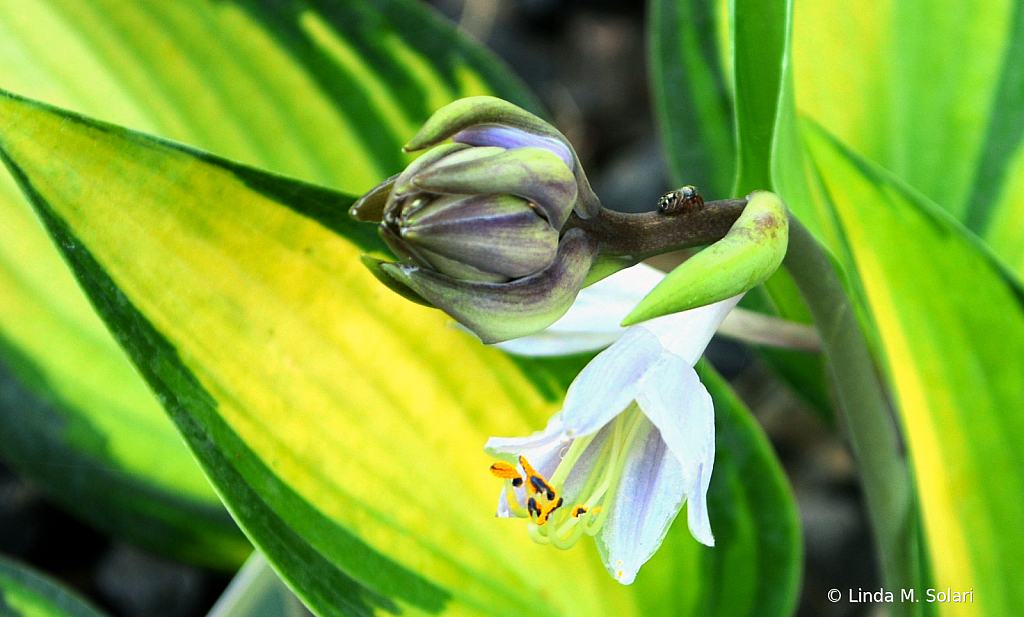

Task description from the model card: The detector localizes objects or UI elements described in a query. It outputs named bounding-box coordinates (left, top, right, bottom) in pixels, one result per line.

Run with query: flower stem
left=783, top=217, right=923, bottom=615
left=564, top=197, right=747, bottom=260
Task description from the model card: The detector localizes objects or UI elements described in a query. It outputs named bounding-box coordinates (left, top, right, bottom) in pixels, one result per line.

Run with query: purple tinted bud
left=453, top=124, right=575, bottom=169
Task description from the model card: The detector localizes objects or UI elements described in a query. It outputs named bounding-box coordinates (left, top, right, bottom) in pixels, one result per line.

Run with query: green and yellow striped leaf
left=723, top=0, right=1024, bottom=613
left=796, top=120, right=1024, bottom=617
left=0, top=556, right=112, bottom=617
left=791, top=0, right=1016, bottom=221
left=0, top=0, right=534, bottom=565
left=0, top=89, right=801, bottom=617
left=646, top=0, right=734, bottom=198
left=791, top=0, right=1024, bottom=277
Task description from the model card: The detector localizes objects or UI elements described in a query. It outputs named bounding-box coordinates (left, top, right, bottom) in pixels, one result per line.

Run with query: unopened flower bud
left=350, top=96, right=601, bottom=343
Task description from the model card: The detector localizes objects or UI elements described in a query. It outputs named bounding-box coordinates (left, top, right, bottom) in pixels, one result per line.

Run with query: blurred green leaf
left=792, top=0, right=1018, bottom=220
left=791, top=0, right=1024, bottom=279
left=0, top=128, right=249, bottom=569
left=795, top=119, right=1024, bottom=616
left=648, top=0, right=832, bottom=419
left=647, top=0, right=734, bottom=197
left=730, top=0, right=790, bottom=197
left=636, top=361, right=801, bottom=617
left=716, top=0, right=927, bottom=609
left=0, top=0, right=535, bottom=565
left=967, top=5, right=1024, bottom=277
left=714, top=0, right=1024, bottom=611
left=0, top=555, right=112, bottom=617
left=0, top=88, right=806, bottom=617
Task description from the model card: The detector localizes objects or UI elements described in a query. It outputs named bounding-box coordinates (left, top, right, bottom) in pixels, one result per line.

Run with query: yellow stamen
left=518, top=456, right=556, bottom=499
left=536, top=498, right=563, bottom=525
left=488, top=405, right=648, bottom=552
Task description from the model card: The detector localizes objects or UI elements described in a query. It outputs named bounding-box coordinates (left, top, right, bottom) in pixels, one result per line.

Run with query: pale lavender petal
left=686, top=449, right=715, bottom=546
left=634, top=354, right=715, bottom=546
left=596, top=419, right=687, bottom=584
left=636, top=294, right=743, bottom=366
left=494, top=263, right=666, bottom=356
left=453, top=124, right=574, bottom=168
left=484, top=417, right=569, bottom=465
left=557, top=327, right=663, bottom=437
left=491, top=330, right=623, bottom=357
left=558, top=422, right=613, bottom=505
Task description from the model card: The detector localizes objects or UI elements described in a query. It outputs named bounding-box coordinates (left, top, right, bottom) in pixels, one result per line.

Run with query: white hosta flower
left=486, top=292, right=741, bottom=584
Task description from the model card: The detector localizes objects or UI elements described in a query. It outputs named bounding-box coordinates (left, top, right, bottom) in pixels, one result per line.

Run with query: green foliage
left=652, top=0, right=1024, bottom=615
left=648, top=0, right=833, bottom=421
left=0, top=0, right=533, bottom=567
left=797, top=120, right=1024, bottom=616
left=0, top=556, right=112, bottom=617
left=0, top=88, right=801, bottom=616
left=9, top=0, right=1019, bottom=615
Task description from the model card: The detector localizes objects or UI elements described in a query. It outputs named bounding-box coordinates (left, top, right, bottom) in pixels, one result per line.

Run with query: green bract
left=622, top=190, right=789, bottom=325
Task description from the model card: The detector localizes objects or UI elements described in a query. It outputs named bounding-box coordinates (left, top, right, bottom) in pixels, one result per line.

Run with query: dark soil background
left=0, top=1, right=880, bottom=616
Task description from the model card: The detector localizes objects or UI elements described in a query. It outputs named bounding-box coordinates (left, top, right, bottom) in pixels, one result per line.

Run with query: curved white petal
left=494, top=263, right=665, bottom=356
left=634, top=354, right=716, bottom=546
left=558, top=327, right=663, bottom=437
left=597, top=419, right=687, bottom=585
left=491, top=330, right=622, bottom=356
left=637, top=294, right=743, bottom=365
left=484, top=417, right=570, bottom=467
left=686, top=447, right=716, bottom=546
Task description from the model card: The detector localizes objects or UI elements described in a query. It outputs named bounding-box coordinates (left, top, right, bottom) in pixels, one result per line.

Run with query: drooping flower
left=486, top=293, right=741, bottom=584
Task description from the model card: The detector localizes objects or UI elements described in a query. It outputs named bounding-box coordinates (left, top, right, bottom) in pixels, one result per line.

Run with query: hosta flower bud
left=350, top=96, right=601, bottom=344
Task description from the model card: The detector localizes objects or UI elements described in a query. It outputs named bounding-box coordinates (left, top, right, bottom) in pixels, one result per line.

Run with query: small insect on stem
left=658, top=185, right=704, bottom=215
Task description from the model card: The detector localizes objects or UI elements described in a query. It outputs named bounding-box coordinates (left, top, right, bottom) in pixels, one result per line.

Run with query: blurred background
left=0, top=1, right=879, bottom=615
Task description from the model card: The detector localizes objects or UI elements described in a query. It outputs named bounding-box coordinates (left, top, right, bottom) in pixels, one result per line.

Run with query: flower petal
left=557, top=327, right=664, bottom=437
left=413, top=146, right=577, bottom=230
left=634, top=354, right=715, bottom=546
left=490, top=329, right=623, bottom=357
left=597, top=418, right=687, bottom=584
left=453, top=124, right=574, bottom=168
left=404, top=96, right=565, bottom=152
left=495, top=263, right=665, bottom=356
left=402, top=194, right=558, bottom=279
left=636, top=294, right=743, bottom=365
left=348, top=174, right=397, bottom=222
left=686, top=446, right=716, bottom=547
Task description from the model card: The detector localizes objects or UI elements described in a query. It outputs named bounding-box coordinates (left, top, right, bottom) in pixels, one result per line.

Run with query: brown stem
left=563, top=198, right=748, bottom=260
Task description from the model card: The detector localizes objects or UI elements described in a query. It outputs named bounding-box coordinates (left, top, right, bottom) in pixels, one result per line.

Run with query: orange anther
left=490, top=461, right=520, bottom=479
left=518, top=456, right=556, bottom=499
left=536, top=498, right=563, bottom=525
